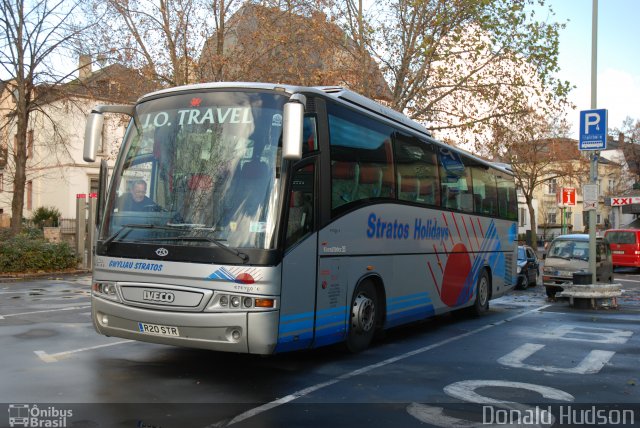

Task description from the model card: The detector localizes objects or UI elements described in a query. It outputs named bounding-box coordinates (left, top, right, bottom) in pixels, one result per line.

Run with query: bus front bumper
left=92, top=297, right=279, bottom=355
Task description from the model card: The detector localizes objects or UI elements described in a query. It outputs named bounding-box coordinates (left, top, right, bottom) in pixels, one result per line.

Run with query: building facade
left=0, top=61, right=156, bottom=220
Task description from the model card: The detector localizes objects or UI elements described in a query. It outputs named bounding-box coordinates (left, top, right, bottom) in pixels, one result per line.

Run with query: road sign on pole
left=583, top=184, right=598, bottom=211
left=579, top=109, right=608, bottom=150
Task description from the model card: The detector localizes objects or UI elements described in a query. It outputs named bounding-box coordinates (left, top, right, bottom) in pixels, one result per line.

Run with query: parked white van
left=542, top=234, right=613, bottom=298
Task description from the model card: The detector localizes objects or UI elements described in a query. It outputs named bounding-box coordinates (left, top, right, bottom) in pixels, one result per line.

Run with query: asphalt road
left=1, top=271, right=639, bottom=428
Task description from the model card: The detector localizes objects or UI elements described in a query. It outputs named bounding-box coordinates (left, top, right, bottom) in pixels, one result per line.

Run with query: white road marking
left=497, top=343, right=615, bottom=374
left=208, top=305, right=550, bottom=427
left=537, top=325, right=633, bottom=344
left=445, top=379, right=574, bottom=404
left=35, top=340, right=133, bottom=363
left=407, top=380, right=573, bottom=427
left=0, top=305, right=91, bottom=320
left=518, top=324, right=633, bottom=344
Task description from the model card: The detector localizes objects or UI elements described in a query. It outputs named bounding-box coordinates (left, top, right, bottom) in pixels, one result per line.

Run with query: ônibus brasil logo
left=7, top=404, right=73, bottom=427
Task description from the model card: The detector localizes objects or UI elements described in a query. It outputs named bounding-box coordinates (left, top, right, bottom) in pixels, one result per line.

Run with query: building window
left=519, top=207, right=527, bottom=226
left=547, top=178, right=557, bottom=194
left=548, top=213, right=557, bottom=224
left=26, top=180, right=32, bottom=210
left=0, top=173, right=3, bottom=192
left=597, top=213, right=601, bottom=224
left=608, top=179, right=614, bottom=193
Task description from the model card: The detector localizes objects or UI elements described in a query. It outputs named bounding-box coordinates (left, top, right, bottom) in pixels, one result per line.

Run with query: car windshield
left=100, top=90, right=287, bottom=250
left=517, top=247, right=526, bottom=260
left=547, top=239, right=588, bottom=260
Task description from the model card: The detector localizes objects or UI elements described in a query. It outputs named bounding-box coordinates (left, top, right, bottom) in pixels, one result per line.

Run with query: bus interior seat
left=418, top=180, right=437, bottom=205
left=331, top=161, right=359, bottom=207
left=443, top=187, right=458, bottom=209
left=497, top=187, right=508, bottom=217
left=473, top=194, right=482, bottom=213
left=380, top=167, right=395, bottom=198
left=357, top=164, right=383, bottom=199
left=398, top=174, right=420, bottom=201
left=458, top=192, right=474, bottom=212
left=287, top=190, right=312, bottom=241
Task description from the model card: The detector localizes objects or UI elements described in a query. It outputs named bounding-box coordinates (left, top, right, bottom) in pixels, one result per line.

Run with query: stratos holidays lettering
left=366, top=212, right=450, bottom=241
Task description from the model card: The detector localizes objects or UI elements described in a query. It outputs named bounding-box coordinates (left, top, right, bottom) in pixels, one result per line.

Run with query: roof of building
left=38, top=63, right=159, bottom=105
left=198, top=3, right=392, bottom=102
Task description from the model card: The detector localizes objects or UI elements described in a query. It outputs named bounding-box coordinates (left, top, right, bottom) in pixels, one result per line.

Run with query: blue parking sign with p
left=579, top=109, right=607, bottom=150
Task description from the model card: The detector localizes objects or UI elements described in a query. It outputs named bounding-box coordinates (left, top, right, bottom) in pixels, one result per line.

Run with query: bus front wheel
left=346, top=281, right=379, bottom=352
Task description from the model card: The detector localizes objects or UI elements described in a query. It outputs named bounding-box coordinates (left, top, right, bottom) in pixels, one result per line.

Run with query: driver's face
left=131, top=184, right=146, bottom=202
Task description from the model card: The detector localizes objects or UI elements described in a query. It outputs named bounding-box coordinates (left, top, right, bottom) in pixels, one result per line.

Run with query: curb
left=0, top=269, right=91, bottom=282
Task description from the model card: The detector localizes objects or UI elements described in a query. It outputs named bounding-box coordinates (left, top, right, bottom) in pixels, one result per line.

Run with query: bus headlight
left=207, top=293, right=277, bottom=312
left=92, top=281, right=120, bottom=301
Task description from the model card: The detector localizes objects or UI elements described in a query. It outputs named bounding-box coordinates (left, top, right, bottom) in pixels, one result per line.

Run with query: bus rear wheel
left=470, top=269, right=490, bottom=316
left=346, top=281, right=379, bottom=353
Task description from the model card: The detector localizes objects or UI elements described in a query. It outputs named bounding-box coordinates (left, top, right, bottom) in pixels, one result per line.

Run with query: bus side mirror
left=84, top=104, right=135, bottom=162
left=282, top=94, right=306, bottom=160
left=84, top=111, right=104, bottom=162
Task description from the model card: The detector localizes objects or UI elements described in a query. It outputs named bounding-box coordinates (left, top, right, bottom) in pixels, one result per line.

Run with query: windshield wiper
left=103, top=223, right=186, bottom=248
left=103, top=223, right=157, bottom=248
left=147, top=236, right=249, bottom=262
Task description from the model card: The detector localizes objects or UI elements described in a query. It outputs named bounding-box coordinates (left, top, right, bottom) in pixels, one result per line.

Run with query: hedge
left=0, top=230, right=78, bottom=273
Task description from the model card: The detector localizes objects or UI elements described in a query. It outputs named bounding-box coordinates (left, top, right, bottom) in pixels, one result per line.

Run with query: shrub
left=0, top=234, right=78, bottom=273
left=31, top=206, right=61, bottom=228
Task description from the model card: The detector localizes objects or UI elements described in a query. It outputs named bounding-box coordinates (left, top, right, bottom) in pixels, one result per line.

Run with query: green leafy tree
left=334, top=0, right=571, bottom=143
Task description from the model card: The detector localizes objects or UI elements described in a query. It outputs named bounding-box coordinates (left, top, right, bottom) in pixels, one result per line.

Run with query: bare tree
left=84, top=0, right=227, bottom=87
left=0, top=0, right=91, bottom=234
left=615, top=118, right=640, bottom=186
left=489, top=112, right=586, bottom=249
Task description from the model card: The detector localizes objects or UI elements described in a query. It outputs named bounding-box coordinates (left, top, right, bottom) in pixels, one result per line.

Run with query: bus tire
left=471, top=269, right=490, bottom=316
left=346, top=281, right=379, bottom=353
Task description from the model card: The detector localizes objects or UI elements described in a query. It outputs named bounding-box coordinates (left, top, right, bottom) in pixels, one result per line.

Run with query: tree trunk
left=10, top=104, right=28, bottom=234
left=527, top=201, right=538, bottom=251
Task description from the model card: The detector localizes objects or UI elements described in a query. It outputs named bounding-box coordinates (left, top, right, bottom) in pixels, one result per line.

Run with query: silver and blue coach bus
left=83, top=83, right=518, bottom=354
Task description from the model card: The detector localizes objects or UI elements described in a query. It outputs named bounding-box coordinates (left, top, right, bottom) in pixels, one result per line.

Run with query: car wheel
left=529, top=270, right=538, bottom=287
left=515, top=276, right=525, bottom=290
left=545, top=286, right=556, bottom=298
left=345, top=281, right=379, bottom=353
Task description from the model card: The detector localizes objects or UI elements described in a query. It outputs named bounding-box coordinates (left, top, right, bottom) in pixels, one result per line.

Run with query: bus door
left=278, top=161, right=318, bottom=353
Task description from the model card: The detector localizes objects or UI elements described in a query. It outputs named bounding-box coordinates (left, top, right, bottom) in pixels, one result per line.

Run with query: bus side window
left=286, top=164, right=315, bottom=249
left=394, top=133, right=440, bottom=206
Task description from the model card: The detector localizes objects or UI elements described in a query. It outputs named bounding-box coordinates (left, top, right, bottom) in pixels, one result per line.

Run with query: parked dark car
left=516, top=245, right=539, bottom=289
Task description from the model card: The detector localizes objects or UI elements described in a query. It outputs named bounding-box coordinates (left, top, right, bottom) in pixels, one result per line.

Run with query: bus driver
left=118, top=179, right=157, bottom=211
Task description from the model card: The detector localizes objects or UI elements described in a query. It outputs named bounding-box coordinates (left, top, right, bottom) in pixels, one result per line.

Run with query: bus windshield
left=101, top=91, right=287, bottom=250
